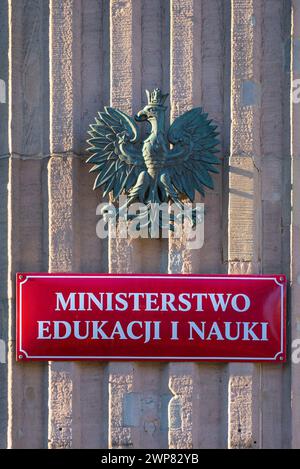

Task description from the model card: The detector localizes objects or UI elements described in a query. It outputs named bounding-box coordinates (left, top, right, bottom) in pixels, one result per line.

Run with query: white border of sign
left=17, top=275, right=285, bottom=361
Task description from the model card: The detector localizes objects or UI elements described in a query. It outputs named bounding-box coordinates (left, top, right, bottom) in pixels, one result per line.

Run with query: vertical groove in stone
left=228, top=0, right=263, bottom=449
left=221, top=0, right=232, bottom=267
left=281, top=1, right=292, bottom=450
left=197, top=0, right=224, bottom=274
left=197, top=2, right=229, bottom=448
left=162, top=0, right=171, bottom=125
left=168, top=0, right=228, bottom=449
left=74, top=364, right=108, bottom=449
left=141, top=0, right=163, bottom=96
left=281, top=0, right=292, bottom=284
left=79, top=0, right=103, bottom=274
left=168, top=0, right=200, bottom=449
left=76, top=0, right=108, bottom=448
left=133, top=363, right=171, bottom=449
left=48, top=0, right=82, bottom=449
left=260, top=0, right=291, bottom=449
left=7, top=0, right=49, bottom=449
left=0, top=0, right=9, bottom=449
left=291, top=0, right=300, bottom=450
left=108, top=0, right=142, bottom=449
left=168, top=0, right=202, bottom=450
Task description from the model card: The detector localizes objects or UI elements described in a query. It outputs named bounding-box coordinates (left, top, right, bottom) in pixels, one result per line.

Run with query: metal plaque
left=16, top=273, right=286, bottom=362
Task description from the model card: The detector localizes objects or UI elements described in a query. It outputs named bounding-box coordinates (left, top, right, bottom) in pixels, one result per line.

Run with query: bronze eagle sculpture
left=86, top=88, right=220, bottom=231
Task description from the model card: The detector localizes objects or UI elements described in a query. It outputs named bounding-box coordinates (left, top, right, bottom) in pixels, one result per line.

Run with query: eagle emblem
left=86, top=89, right=220, bottom=231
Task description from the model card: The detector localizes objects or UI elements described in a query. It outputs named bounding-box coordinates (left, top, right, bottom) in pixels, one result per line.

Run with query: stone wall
left=0, top=0, right=299, bottom=449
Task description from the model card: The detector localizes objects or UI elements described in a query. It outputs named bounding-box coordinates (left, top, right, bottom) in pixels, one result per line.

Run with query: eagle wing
left=86, top=107, right=146, bottom=199
left=165, top=108, right=220, bottom=201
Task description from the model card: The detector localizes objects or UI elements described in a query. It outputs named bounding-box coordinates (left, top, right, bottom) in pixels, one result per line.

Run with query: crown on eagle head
left=145, top=88, right=168, bottom=106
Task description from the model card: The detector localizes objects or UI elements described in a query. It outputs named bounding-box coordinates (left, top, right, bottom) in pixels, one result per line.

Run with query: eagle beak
left=135, top=110, right=147, bottom=122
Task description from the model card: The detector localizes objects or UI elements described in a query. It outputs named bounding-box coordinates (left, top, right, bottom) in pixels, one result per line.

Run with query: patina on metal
left=86, top=89, right=220, bottom=231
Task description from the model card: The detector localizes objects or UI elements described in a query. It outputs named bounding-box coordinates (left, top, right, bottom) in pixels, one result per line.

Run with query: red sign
left=16, top=273, right=286, bottom=362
